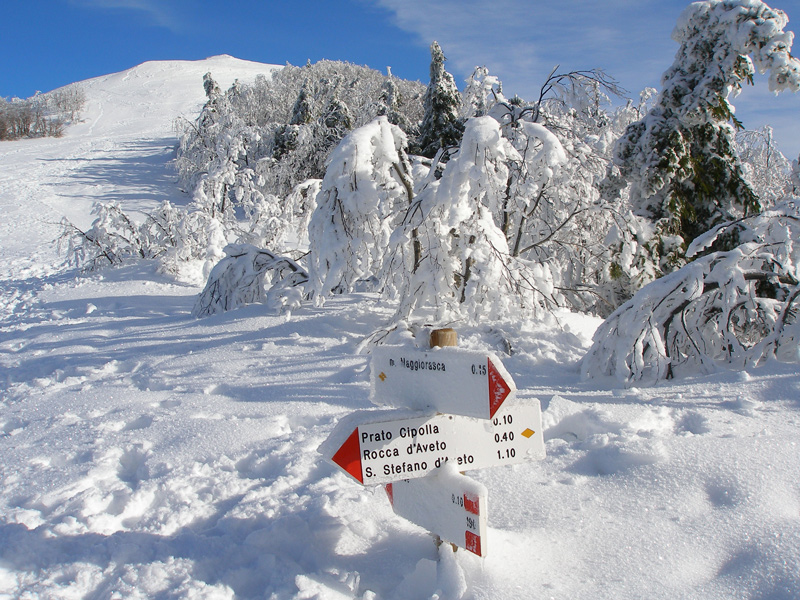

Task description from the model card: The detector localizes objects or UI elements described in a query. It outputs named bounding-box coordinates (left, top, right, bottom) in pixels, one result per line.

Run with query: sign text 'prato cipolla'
left=328, top=403, right=544, bottom=485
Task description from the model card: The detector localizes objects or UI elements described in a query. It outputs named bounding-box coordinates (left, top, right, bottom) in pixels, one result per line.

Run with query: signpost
left=370, top=346, right=516, bottom=419
left=328, top=404, right=544, bottom=485
left=321, top=336, right=546, bottom=557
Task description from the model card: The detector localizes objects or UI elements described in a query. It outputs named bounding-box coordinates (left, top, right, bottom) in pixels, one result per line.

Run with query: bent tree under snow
left=393, top=116, right=570, bottom=323
left=308, top=117, right=414, bottom=301
left=193, top=244, right=308, bottom=317
left=582, top=201, right=800, bottom=383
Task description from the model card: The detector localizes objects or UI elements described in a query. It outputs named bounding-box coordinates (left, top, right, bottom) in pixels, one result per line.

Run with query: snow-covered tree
left=376, top=76, right=416, bottom=133
left=461, top=66, right=503, bottom=118
left=414, top=42, right=464, bottom=159
left=59, top=201, right=192, bottom=271
left=483, top=69, right=633, bottom=315
left=289, top=82, right=314, bottom=126
left=389, top=65, right=645, bottom=323
left=0, top=84, right=85, bottom=141
left=193, top=244, right=308, bottom=317
left=283, top=178, right=322, bottom=249
left=607, top=0, right=800, bottom=271
left=308, top=117, right=414, bottom=301
left=395, top=116, right=563, bottom=323
left=203, top=72, right=221, bottom=100
left=736, top=126, right=794, bottom=209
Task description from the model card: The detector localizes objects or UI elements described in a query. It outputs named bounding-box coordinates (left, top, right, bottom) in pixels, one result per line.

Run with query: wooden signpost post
left=322, top=330, right=546, bottom=557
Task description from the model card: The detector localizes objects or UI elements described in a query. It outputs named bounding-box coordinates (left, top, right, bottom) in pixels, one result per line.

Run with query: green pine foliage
left=414, top=42, right=465, bottom=159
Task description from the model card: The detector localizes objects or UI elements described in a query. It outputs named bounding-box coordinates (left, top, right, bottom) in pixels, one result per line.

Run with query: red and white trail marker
left=319, top=337, right=547, bottom=558
left=324, top=402, right=544, bottom=486
left=370, top=346, right=516, bottom=420
left=386, top=467, right=488, bottom=557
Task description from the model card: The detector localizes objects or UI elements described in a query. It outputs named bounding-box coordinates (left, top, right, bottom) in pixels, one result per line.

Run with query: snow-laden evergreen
left=414, top=41, right=465, bottom=158
left=583, top=199, right=800, bottom=382
left=607, top=0, right=800, bottom=272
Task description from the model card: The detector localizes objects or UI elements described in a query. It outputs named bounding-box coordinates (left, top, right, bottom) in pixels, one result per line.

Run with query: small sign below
left=387, top=467, right=488, bottom=556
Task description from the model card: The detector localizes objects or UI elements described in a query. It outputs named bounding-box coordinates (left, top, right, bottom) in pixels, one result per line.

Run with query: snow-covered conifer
left=289, top=82, right=314, bottom=126
left=376, top=77, right=414, bottom=133
left=607, top=0, right=800, bottom=270
left=582, top=200, right=800, bottom=383
left=415, top=42, right=464, bottom=159
left=203, top=72, right=221, bottom=100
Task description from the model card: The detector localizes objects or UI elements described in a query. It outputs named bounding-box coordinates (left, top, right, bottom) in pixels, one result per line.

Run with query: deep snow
left=1, top=56, right=799, bottom=600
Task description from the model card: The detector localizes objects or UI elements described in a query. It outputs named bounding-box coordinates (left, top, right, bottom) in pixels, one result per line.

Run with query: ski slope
left=1, top=56, right=799, bottom=600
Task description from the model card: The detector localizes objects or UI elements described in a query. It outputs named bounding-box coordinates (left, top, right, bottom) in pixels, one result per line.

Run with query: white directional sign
left=325, top=402, right=544, bottom=485
left=386, top=468, right=488, bottom=557
left=370, top=346, right=517, bottom=419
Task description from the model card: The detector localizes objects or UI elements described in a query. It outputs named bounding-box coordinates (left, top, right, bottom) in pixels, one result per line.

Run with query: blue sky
left=2, top=0, right=799, bottom=156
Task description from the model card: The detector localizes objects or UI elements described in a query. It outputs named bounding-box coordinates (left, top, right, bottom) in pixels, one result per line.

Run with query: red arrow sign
left=331, top=428, right=363, bottom=483
left=488, top=358, right=512, bottom=417
left=370, top=347, right=516, bottom=419
left=325, top=403, right=544, bottom=486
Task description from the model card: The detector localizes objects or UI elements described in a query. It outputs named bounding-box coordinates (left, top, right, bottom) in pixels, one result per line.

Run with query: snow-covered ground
left=1, top=56, right=799, bottom=600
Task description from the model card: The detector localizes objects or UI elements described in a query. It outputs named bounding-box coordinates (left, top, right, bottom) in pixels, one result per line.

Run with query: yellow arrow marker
left=379, top=372, right=387, bottom=382
left=521, top=428, right=535, bottom=438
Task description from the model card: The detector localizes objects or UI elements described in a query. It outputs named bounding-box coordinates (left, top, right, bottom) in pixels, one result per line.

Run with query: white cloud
left=372, top=0, right=685, bottom=97
left=69, top=0, right=184, bottom=32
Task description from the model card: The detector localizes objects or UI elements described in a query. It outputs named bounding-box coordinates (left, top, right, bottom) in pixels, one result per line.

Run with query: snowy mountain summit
left=1, top=55, right=799, bottom=599
left=76, top=55, right=277, bottom=136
